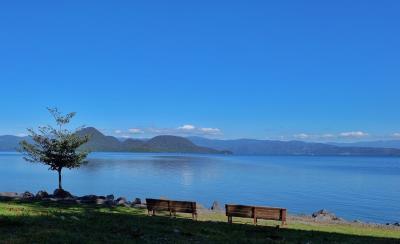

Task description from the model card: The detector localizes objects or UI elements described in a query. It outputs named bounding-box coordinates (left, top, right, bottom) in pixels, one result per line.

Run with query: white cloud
left=339, top=131, right=369, bottom=138
left=393, top=133, right=400, bottom=138
left=290, top=132, right=369, bottom=141
left=110, top=124, right=223, bottom=137
left=321, top=134, right=335, bottom=139
left=153, top=124, right=224, bottom=136
left=199, top=127, right=221, bottom=135
left=293, top=133, right=310, bottom=139
left=128, top=128, right=144, bottom=134
left=178, top=124, right=196, bottom=131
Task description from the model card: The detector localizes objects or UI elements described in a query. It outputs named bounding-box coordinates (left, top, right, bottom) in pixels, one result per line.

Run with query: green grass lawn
left=0, top=200, right=399, bottom=243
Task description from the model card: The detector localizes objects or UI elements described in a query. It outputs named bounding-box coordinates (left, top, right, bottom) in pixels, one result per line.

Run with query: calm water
left=0, top=152, right=399, bottom=223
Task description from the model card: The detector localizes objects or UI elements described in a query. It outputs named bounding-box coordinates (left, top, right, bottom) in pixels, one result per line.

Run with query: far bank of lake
left=0, top=152, right=399, bottom=223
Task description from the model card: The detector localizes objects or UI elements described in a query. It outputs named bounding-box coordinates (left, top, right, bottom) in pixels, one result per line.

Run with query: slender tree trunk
left=58, top=169, right=62, bottom=190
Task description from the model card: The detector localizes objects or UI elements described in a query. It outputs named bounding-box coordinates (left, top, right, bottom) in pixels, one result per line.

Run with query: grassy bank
left=0, top=200, right=399, bottom=243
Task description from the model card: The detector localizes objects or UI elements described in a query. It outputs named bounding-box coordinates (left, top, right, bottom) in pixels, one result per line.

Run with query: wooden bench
left=146, top=198, right=197, bottom=220
left=225, top=204, right=287, bottom=226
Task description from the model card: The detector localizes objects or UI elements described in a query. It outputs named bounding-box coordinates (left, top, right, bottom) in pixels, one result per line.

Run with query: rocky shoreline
left=0, top=190, right=143, bottom=208
left=1, top=190, right=399, bottom=229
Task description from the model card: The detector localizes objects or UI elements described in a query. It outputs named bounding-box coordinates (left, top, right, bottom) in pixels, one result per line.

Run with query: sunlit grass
left=0, top=200, right=399, bottom=243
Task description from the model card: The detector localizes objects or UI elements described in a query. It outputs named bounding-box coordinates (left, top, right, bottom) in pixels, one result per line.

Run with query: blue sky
left=1, top=1, right=399, bottom=141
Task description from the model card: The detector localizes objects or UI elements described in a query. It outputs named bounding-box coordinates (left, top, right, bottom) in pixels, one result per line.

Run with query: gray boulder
left=106, top=194, right=114, bottom=201
left=312, top=209, right=340, bottom=221
left=0, top=192, right=21, bottom=200
left=53, top=189, right=73, bottom=199
left=35, top=190, right=49, bottom=199
left=105, top=199, right=116, bottom=207
left=22, top=191, right=35, bottom=200
left=116, top=197, right=130, bottom=207
left=78, top=195, right=99, bottom=203
left=95, top=198, right=107, bottom=205
left=57, top=198, right=78, bottom=204
left=210, top=201, right=222, bottom=211
left=116, top=197, right=127, bottom=204
left=132, top=198, right=141, bottom=205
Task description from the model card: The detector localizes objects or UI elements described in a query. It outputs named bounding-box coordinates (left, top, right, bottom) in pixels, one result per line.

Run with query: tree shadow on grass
left=0, top=200, right=399, bottom=243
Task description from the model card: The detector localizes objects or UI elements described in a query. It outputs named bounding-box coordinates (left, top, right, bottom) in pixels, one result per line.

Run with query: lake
left=0, top=152, right=399, bottom=223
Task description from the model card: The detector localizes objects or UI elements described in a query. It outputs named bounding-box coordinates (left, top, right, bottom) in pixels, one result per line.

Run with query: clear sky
left=1, top=1, right=399, bottom=141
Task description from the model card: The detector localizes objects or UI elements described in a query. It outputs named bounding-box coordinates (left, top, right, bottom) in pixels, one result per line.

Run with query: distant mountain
left=330, top=140, right=400, bottom=149
left=77, top=127, right=122, bottom=152
left=188, top=137, right=400, bottom=156
left=3, top=129, right=400, bottom=156
left=77, top=127, right=229, bottom=154
left=0, top=135, right=31, bottom=151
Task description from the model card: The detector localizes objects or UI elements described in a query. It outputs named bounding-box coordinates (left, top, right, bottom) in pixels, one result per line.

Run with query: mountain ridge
left=2, top=128, right=400, bottom=156
left=187, top=136, right=400, bottom=156
left=76, top=127, right=229, bottom=154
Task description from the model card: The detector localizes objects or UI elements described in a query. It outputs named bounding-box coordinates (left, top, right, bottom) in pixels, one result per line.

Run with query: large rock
left=106, top=194, right=114, bottom=201
left=35, top=190, right=49, bottom=199
left=77, top=195, right=107, bottom=204
left=22, top=191, right=35, bottom=200
left=0, top=192, right=21, bottom=200
left=312, top=209, right=340, bottom=221
left=105, top=199, right=116, bottom=207
left=116, top=197, right=130, bottom=207
left=53, top=189, right=73, bottom=199
left=132, top=198, right=141, bottom=205
left=95, top=198, right=107, bottom=205
left=78, top=195, right=99, bottom=203
left=210, top=201, right=222, bottom=211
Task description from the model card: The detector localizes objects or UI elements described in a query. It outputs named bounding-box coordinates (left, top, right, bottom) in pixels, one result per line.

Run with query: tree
left=20, top=108, right=89, bottom=191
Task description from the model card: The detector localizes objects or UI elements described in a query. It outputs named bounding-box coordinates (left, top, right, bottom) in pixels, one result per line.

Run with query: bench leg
left=254, top=217, right=257, bottom=225
left=152, top=210, right=155, bottom=216
left=228, top=216, right=232, bottom=224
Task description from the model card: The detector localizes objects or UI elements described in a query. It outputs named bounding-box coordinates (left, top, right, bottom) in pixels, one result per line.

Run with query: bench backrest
left=146, top=198, right=170, bottom=211
left=170, top=200, right=196, bottom=213
left=225, top=204, right=254, bottom=218
left=226, top=204, right=286, bottom=221
left=255, top=206, right=286, bottom=221
left=146, top=198, right=196, bottom=213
